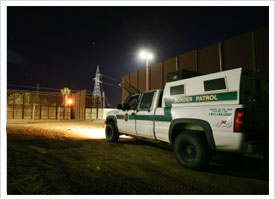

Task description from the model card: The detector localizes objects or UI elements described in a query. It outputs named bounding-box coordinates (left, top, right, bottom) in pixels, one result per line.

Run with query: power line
left=101, top=74, right=122, bottom=83
left=7, top=88, right=61, bottom=94
left=98, top=64, right=123, bottom=77
left=8, top=84, right=40, bottom=89
left=100, top=81, right=121, bottom=89
left=7, top=84, right=81, bottom=92
left=8, top=79, right=122, bottom=93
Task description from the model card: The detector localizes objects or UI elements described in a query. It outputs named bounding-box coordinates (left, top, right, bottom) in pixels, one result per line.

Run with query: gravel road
left=7, top=120, right=269, bottom=195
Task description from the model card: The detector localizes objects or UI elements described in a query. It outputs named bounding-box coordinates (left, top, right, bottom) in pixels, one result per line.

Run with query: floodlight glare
left=139, top=50, right=153, bottom=62
left=68, top=99, right=73, bottom=105
left=139, top=51, right=147, bottom=58
left=147, top=53, right=153, bottom=60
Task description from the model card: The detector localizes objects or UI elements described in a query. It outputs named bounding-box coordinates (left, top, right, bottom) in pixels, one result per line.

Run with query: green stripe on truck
left=116, top=107, right=172, bottom=122
left=116, top=114, right=172, bottom=122
left=165, top=91, right=238, bottom=105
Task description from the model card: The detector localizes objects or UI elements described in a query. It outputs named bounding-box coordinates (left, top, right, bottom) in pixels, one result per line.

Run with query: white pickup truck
left=105, top=68, right=268, bottom=169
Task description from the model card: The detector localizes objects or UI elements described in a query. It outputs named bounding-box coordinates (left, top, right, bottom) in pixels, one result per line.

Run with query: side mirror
left=123, top=103, right=130, bottom=111
left=117, top=104, right=123, bottom=110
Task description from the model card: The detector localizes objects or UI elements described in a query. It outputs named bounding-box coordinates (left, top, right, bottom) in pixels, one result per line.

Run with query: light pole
left=60, top=87, right=70, bottom=119
left=139, top=50, right=153, bottom=91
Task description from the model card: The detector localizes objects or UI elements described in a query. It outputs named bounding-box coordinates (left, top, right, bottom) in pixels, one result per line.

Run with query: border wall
left=7, top=90, right=108, bottom=120
left=122, top=27, right=269, bottom=102
left=7, top=90, right=72, bottom=120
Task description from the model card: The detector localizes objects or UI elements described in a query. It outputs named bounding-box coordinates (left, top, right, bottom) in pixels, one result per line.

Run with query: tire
left=173, top=131, right=209, bottom=169
left=105, top=121, right=119, bottom=142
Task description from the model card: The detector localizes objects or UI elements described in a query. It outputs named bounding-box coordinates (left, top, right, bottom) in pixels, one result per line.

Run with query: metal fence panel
left=23, top=105, right=32, bottom=119
left=150, top=62, right=163, bottom=90
left=7, top=90, right=71, bottom=120
left=179, top=50, right=197, bottom=72
left=49, top=107, right=56, bottom=119
left=7, top=89, right=104, bottom=120
left=122, top=74, right=130, bottom=103
left=14, top=105, right=23, bottom=119
left=85, top=108, right=92, bottom=120
left=198, top=43, right=220, bottom=74
left=7, top=106, right=13, bottom=119
left=72, top=90, right=86, bottom=120
left=223, top=32, right=254, bottom=72
left=163, top=57, right=177, bottom=85
left=130, top=71, right=138, bottom=91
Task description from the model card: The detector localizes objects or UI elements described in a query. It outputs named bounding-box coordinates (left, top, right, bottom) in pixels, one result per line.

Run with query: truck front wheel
left=105, top=121, right=119, bottom=142
left=173, top=131, right=209, bottom=169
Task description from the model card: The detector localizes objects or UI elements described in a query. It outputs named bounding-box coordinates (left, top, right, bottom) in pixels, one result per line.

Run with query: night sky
left=7, top=6, right=269, bottom=106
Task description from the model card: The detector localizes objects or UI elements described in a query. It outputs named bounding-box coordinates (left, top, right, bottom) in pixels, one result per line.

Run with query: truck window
left=139, top=92, right=154, bottom=110
left=124, top=94, right=140, bottom=110
left=170, top=85, right=185, bottom=95
left=204, top=77, right=226, bottom=92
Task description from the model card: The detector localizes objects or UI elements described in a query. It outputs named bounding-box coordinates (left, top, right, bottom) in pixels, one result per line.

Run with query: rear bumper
left=241, top=140, right=268, bottom=155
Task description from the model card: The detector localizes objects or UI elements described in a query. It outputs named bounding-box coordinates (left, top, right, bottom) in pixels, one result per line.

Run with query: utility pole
left=92, top=65, right=103, bottom=119
left=92, top=65, right=102, bottom=97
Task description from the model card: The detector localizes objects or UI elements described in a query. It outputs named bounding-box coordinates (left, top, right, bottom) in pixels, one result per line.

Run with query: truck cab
left=107, top=89, right=162, bottom=139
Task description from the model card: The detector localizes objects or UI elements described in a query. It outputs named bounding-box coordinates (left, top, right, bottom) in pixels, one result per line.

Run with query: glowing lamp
left=67, top=99, right=73, bottom=105
left=139, top=50, right=153, bottom=61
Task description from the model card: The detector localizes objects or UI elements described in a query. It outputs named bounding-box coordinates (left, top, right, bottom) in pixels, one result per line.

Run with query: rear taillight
left=234, top=108, right=246, bottom=132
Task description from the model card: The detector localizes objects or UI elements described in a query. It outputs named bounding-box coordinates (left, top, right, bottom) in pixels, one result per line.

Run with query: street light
left=139, top=50, right=153, bottom=67
left=67, top=99, right=73, bottom=105
left=139, top=50, right=153, bottom=90
left=67, top=98, right=73, bottom=120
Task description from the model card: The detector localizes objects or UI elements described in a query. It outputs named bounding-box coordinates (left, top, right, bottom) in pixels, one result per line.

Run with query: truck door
left=116, top=94, right=139, bottom=135
left=135, top=91, right=156, bottom=138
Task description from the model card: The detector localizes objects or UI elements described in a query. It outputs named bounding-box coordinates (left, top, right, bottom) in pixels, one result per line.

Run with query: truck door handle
left=131, top=112, right=136, bottom=116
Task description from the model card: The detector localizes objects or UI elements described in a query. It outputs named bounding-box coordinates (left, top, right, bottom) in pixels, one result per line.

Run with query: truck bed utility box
left=167, top=69, right=201, bottom=82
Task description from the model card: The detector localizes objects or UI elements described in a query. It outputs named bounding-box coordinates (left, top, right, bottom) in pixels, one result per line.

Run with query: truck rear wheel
left=105, top=121, right=119, bottom=142
left=173, top=131, right=209, bottom=169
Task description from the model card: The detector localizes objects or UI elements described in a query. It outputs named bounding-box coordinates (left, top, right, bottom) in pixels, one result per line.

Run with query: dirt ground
left=6, top=120, right=269, bottom=195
